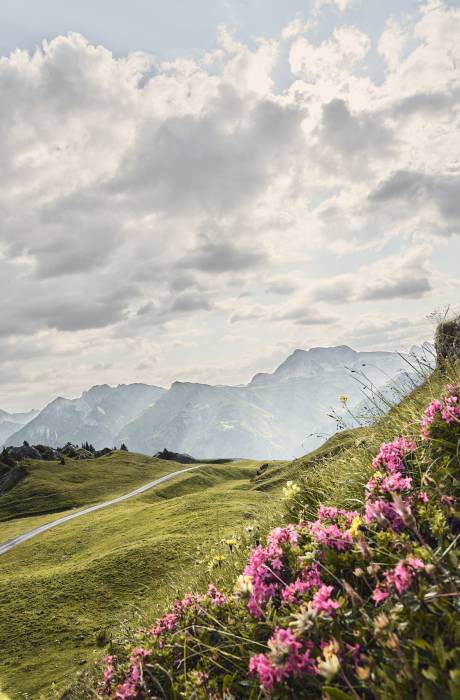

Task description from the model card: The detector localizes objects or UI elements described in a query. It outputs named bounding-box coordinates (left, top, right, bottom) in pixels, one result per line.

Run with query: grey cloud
left=110, top=87, right=306, bottom=216
left=182, top=238, right=266, bottom=273
left=318, top=98, right=394, bottom=157
left=266, top=279, right=299, bottom=295
left=393, top=89, right=460, bottom=118
left=359, top=276, right=431, bottom=301
left=312, top=277, right=355, bottom=304
left=272, top=307, right=337, bottom=325
left=230, top=309, right=264, bottom=323
left=170, top=292, right=213, bottom=312
left=369, top=170, right=460, bottom=235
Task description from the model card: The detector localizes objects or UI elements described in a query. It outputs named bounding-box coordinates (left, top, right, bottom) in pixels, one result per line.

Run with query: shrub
left=98, top=384, right=460, bottom=700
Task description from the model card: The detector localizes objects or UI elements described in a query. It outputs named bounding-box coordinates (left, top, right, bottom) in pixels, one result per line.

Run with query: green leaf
left=434, top=637, right=447, bottom=669
left=422, top=667, right=438, bottom=682
left=412, top=638, right=432, bottom=651
left=323, top=687, right=355, bottom=700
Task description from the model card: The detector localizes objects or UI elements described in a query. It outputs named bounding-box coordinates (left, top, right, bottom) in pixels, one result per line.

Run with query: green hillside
left=0, top=451, right=187, bottom=521
left=0, top=457, right=269, bottom=698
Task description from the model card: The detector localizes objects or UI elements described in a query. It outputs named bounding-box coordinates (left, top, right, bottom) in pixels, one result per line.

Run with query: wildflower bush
left=98, top=383, right=460, bottom=700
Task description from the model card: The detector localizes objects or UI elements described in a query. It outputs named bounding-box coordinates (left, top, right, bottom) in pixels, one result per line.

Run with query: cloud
left=318, top=98, right=394, bottom=157
left=272, top=307, right=337, bottom=325
left=1, top=2, right=460, bottom=408
left=369, top=171, right=460, bottom=236
left=311, top=246, right=433, bottom=304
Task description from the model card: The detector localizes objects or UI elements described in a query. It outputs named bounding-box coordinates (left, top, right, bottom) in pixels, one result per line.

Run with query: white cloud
left=0, top=2, right=460, bottom=409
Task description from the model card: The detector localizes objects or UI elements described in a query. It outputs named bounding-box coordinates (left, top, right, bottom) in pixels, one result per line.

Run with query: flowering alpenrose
left=99, top=383, right=460, bottom=699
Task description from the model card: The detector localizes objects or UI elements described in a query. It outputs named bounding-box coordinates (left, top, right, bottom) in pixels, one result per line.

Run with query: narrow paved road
left=0, top=465, right=202, bottom=556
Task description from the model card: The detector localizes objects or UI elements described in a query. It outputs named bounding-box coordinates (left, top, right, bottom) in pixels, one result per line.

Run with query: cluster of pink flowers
left=148, top=585, right=227, bottom=638
left=243, top=525, right=298, bottom=618
left=420, top=383, right=460, bottom=439
left=99, top=648, right=151, bottom=699
left=372, top=436, right=416, bottom=473
left=372, top=557, right=425, bottom=605
left=99, top=655, right=117, bottom=697
left=311, top=584, right=340, bottom=615
left=249, top=627, right=317, bottom=691
left=282, top=562, right=321, bottom=604
left=99, top=383, right=460, bottom=698
left=365, top=436, right=417, bottom=532
left=309, top=506, right=359, bottom=551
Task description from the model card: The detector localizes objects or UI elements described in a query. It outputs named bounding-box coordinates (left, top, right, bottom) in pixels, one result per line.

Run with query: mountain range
left=2, top=344, right=432, bottom=459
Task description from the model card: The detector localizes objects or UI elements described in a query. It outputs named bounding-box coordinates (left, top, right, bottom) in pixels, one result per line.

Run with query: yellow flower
left=339, top=394, right=348, bottom=406
left=349, top=515, right=362, bottom=538
left=356, top=665, right=371, bottom=681
left=323, top=640, right=340, bottom=660
left=282, top=480, right=301, bottom=501
left=208, top=554, right=226, bottom=571
left=225, top=538, right=237, bottom=551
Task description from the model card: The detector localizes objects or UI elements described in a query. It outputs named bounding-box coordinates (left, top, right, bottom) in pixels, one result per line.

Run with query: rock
left=154, top=448, right=199, bottom=464
left=5, top=444, right=42, bottom=461
left=435, top=316, right=460, bottom=371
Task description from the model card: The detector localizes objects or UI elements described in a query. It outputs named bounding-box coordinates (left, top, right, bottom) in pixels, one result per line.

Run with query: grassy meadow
left=0, top=456, right=272, bottom=698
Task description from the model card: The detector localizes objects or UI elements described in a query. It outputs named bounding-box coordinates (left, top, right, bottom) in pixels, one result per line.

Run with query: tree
left=120, top=443, right=128, bottom=451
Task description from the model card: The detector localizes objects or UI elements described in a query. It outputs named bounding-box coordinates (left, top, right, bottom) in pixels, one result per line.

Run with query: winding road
left=0, top=464, right=202, bottom=556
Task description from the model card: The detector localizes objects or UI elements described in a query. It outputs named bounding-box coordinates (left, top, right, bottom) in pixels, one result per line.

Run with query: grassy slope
left=0, top=458, right=267, bottom=699
left=0, top=451, right=190, bottom=522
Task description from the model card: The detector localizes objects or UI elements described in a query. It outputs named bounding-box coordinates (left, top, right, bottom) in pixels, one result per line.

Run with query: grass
left=0, top=451, right=193, bottom=522
left=0, top=458, right=270, bottom=698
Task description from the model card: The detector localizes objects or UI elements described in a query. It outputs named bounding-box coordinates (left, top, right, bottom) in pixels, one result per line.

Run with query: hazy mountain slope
left=8, top=384, right=165, bottom=449
left=118, top=381, right=286, bottom=459
left=119, top=347, right=416, bottom=459
left=0, top=409, right=39, bottom=447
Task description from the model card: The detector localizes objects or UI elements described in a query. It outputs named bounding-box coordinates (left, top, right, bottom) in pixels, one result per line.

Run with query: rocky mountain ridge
left=2, top=344, right=432, bottom=459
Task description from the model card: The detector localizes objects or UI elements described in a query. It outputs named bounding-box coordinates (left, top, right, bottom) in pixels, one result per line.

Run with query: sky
left=0, top=0, right=459, bottom=411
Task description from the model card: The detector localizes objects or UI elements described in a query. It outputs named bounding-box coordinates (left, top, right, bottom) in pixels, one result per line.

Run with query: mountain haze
left=0, top=408, right=39, bottom=446
left=7, top=384, right=165, bottom=449
left=4, top=346, right=426, bottom=458
left=120, top=345, right=419, bottom=459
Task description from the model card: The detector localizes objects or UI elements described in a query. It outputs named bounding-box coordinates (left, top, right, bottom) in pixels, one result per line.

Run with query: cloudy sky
left=0, top=0, right=459, bottom=411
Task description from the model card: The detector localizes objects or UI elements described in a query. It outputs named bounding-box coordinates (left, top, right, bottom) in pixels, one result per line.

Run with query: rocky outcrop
left=435, top=316, right=460, bottom=370
left=154, top=448, right=199, bottom=464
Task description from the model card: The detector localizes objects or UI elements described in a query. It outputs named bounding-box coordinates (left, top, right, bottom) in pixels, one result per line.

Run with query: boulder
left=435, top=316, right=460, bottom=370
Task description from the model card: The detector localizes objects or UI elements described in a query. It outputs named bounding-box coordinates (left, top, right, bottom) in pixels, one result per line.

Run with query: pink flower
left=249, top=628, right=316, bottom=691
left=420, top=385, right=460, bottom=439
left=310, top=507, right=358, bottom=551
left=282, top=578, right=311, bottom=604
left=372, top=437, right=416, bottom=473
left=243, top=526, right=300, bottom=618
left=310, top=521, right=353, bottom=551
left=311, top=585, right=340, bottom=615
left=372, top=587, right=389, bottom=605
left=206, top=584, right=227, bottom=606
left=419, top=491, right=429, bottom=503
